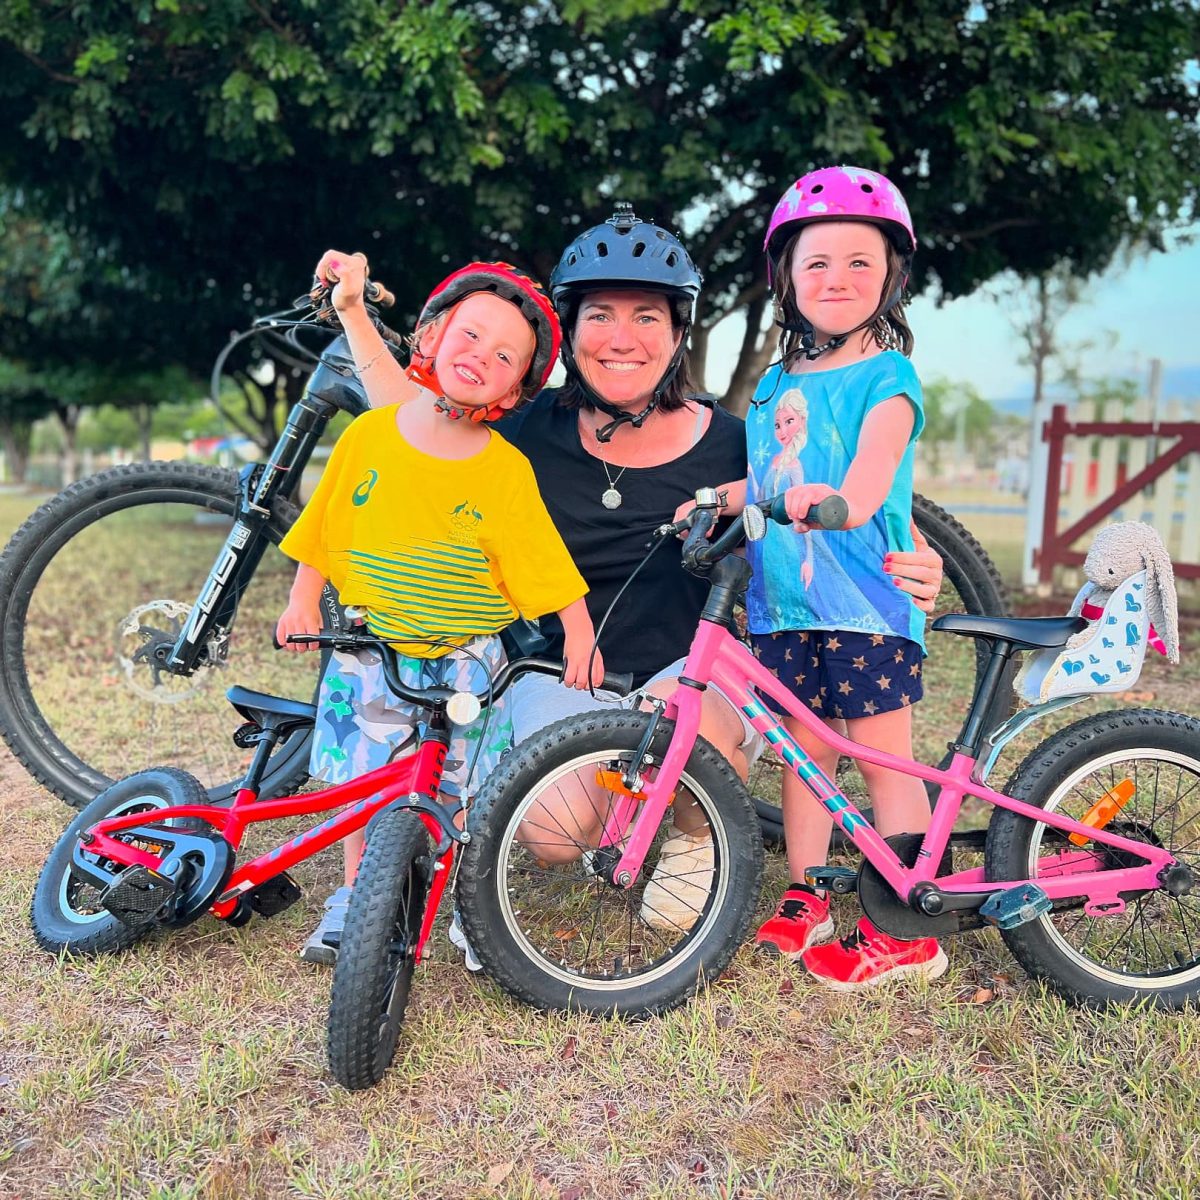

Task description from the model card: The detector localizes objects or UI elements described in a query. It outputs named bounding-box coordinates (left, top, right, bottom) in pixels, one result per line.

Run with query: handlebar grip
left=364, top=279, right=395, bottom=308
left=769, top=494, right=848, bottom=530
left=601, top=671, right=634, bottom=695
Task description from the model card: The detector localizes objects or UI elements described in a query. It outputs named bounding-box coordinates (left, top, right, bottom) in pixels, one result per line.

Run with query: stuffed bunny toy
left=1016, top=521, right=1180, bottom=704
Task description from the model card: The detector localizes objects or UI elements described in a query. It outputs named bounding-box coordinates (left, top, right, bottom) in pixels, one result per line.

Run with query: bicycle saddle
left=226, top=685, right=317, bottom=734
left=931, top=614, right=1088, bottom=650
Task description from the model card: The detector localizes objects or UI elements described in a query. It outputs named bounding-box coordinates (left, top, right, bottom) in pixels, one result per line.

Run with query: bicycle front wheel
left=327, top=809, right=432, bottom=1090
left=458, top=710, right=764, bottom=1017
left=0, top=461, right=330, bottom=809
left=985, top=710, right=1200, bottom=1008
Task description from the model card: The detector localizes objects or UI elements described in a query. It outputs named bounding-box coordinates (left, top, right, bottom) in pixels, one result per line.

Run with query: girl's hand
left=314, top=249, right=368, bottom=313
left=783, top=482, right=836, bottom=532
left=884, top=522, right=944, bottom=615
left=562, top=639, right=605, bottom=691
left=276, top=600, right=323, bottom=652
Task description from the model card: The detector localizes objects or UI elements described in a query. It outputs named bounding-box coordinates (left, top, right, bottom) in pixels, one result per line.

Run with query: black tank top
left=497, top=392, right=747, bottom=687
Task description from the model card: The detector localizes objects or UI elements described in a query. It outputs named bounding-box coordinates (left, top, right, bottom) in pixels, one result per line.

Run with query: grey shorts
left=310, top=634, right=512, bottom=799
left=510, top=656, right=762, bottom=762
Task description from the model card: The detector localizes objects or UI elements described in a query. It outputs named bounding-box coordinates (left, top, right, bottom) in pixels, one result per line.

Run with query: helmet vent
left=860, top=183, right=874, bottom=193
left=811, top=184, right=824, bottom=193
left=665, top=252, right=677, bottom=267
left=597, top=242, right=608, bottom=258
left=632, top=242, right=645, bottom=258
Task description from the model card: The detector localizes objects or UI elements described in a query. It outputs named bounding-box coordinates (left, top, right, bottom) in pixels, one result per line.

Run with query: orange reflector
left=1068, top=778, right=1136, bottom=846
left=594, top=768, right=674, bottom=805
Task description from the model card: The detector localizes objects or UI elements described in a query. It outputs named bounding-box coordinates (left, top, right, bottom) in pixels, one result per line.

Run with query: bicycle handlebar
left=285, top=632, right=633, bottom=706
left=673, top=492, right=847, bottom=571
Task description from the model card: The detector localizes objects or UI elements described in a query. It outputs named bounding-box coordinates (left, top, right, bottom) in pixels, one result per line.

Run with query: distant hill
left=991, top=363, right=1200, bottom=415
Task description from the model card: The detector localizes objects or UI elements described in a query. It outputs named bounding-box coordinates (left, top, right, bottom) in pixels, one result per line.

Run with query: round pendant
left=601, top=487, right=623, bottom=510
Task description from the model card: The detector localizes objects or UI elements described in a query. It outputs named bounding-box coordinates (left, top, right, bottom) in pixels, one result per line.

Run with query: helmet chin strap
left=562, top=333, right=690, bottom=444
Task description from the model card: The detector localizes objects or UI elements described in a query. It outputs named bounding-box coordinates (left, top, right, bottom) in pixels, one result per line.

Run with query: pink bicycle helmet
left=764, top=166, right=916, bottom=283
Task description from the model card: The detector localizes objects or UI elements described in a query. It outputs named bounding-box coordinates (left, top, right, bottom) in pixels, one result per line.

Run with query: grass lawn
left=2, top=486, right=1200, bottom=1200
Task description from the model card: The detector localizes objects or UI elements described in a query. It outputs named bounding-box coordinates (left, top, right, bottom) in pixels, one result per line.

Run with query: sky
left=704, top=233, right=1200, bottom=406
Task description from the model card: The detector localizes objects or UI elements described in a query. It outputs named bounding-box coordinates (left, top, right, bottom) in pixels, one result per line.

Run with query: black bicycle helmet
left=551, top=204, right=703, bottom=440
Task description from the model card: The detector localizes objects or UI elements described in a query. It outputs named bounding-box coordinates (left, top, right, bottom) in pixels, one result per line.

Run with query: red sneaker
left=754, top=887, right=835, bottom=959
left=801, top=916, right=948, bottom=990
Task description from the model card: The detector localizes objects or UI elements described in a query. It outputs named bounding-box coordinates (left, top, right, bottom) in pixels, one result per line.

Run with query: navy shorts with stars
left=748, top=629, right=924, bottom=721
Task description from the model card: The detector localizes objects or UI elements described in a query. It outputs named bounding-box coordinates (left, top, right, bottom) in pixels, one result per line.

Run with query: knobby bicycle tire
left=986, top=709, right=1200, bottom=1009
left=753, top=493, right=1013, bottom=849
left=326, top=809, right=432, bottom=1090
left=0, top=461, right=334, bottom=809
left=459, top=710, right=764, bottom=1016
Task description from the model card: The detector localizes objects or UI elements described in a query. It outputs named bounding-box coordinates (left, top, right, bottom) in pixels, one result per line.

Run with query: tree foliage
left=2, top=0, right=1197, bottom=415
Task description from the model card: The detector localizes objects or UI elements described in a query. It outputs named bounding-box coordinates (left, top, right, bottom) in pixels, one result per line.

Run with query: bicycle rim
left=492, top=750, right=732, bottom=992
left=1022, top=746, right=1200, bottom=989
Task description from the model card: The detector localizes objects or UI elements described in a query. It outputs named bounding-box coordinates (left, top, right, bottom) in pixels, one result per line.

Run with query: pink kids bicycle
left=457, top=492, right=1200, bottom=1012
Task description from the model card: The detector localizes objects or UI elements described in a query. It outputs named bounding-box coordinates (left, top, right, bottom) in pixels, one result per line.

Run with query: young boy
left=277, top=257, right=602, bottom=964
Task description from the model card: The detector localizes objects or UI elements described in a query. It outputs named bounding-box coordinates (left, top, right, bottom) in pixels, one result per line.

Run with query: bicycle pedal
left=804, top=866, right=858, bottom=894
left=247, top=872, right=302, bottom=918
left=99, top=865, right=177, bottom=928
left=980, top=884, right=1052, bottom=930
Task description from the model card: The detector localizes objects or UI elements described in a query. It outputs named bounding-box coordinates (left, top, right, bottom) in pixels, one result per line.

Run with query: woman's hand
left=314, top=249, right=368, bottom=313
left=783, top=482, right=837, bottom=532
left=885, top=522, right=944, bottom=615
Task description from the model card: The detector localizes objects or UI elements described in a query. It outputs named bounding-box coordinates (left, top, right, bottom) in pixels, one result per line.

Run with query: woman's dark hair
left=773, top=228, right=914, bottom=366
left=554, top=294, right=696, bottom=412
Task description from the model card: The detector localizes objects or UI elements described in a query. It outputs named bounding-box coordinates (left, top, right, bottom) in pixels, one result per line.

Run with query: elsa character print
left=765, top=389, right=813, bottom=588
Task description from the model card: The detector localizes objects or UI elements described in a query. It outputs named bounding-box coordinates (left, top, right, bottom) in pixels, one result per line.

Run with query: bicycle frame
left=79, top=732, right=458, bottom=961
left=611, top=617, right=1175, bottom=913
left=164, top=338, right=368, bottom=675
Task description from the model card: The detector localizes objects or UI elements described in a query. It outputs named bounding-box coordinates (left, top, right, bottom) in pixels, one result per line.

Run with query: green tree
left=920, top=378, right=996, bottom=477
left=2, top=1, right=1197, bottom=418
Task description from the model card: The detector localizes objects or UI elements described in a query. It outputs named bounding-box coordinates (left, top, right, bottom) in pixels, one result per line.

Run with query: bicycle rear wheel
left=458, top=710, right=764, bottom=1016
left=751, top=493, right=1012, bottom=847
left=986, top=710, right=1200, bottom=1008
left=0, top=462, right=333, bottom=809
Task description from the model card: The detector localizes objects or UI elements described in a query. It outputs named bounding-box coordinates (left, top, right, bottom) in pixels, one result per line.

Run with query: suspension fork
left=164, top=395, right=335, bottom=675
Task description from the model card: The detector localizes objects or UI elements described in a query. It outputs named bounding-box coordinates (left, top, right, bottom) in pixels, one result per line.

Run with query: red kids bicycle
left=457, top=492, right=1200, bottom=1012
left=31, top=628, right=635, bottom=1090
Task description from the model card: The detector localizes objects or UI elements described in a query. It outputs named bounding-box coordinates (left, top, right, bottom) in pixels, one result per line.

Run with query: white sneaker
left=448, top=912, right=482, bottom=972
left=640, top=831, right=714, bottom=932
left=300, top=885, right=351, bottom=965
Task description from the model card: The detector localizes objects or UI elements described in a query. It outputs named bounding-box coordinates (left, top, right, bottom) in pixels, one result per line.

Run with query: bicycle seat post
left=951, top=637, right=1018, bottom=757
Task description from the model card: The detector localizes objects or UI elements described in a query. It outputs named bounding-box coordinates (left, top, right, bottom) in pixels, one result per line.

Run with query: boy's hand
left=315, top=249, right=368, bottom=313
left=276, top=601, right=323, bottom=652
left=783, top=482, right=837, bottom=532
left=562, top=639, right=605, bottom=691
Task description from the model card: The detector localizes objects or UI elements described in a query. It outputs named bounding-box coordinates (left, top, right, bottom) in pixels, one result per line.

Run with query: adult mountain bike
left=0, top=283, right=1009, bottom=812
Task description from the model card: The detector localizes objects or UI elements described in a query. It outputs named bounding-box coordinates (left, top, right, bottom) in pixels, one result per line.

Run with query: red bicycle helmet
left=417, top=261, right=561, bottom=392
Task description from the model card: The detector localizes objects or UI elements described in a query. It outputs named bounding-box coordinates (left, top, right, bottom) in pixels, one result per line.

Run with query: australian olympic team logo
left=352, top=469, right=379, bottom=507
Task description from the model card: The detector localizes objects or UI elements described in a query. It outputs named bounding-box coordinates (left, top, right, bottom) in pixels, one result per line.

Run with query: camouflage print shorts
left=309, top=634, right=512, bottom=799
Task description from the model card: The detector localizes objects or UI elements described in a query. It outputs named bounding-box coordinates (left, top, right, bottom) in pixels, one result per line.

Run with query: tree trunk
left=688, top=323, right=710, bottom=393
left=0, top=418, right=31, bottom=484
left=721, top=295, right=777, bottom=418
left=56, top=403, right=81, bottom=486
left=136, top=403, right=153, bottom=461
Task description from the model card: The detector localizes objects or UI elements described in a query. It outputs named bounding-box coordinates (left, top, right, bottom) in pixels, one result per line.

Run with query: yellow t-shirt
left=281, top=406, right=587, bottom=657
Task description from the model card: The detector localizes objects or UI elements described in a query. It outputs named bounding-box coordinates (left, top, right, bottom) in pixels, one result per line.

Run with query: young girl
left=277, top=258, right=603, bottom=965
left=723, top=165, right=947, bottom=989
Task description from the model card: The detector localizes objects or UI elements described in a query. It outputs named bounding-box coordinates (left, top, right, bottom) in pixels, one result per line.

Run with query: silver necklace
left=600, top=458, right=630, bottom=509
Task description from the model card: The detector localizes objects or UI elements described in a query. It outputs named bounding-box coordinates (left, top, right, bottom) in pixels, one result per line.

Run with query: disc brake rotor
left=115, top=600, right=224, bottom=703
